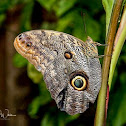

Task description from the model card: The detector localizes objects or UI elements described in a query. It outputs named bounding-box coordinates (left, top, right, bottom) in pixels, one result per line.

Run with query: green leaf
left=13, top=53, right=28, bottom=68
left=38, top=81, right=52, bottom=105
left=79, top=0, right=103, bottom=15
left=57, top=11, right=101, bottom=41
left=41, top=112, right=54, bottom=126
left=28, top=96, right=42, bottom=118
left=20, top=1, right=34, bottom=31
left=41, top=108, right=79, bottom=126
left=27, top=63, right=43, bottom=84
left=41, top=22, right=57, bottom=30
left=0, top=13, right=6, bottom=27
left=28, top=81, right=51, bottom=117
left=102, top=0, right=114, bottom=34
left=107, top=72, right=126, bottom=126
left=53, top=0, right=77, bottom=17
left=72, top=12, right=101, bottom=41
left=37, top=0, right=56, bottom=11
left=65, top=114, right=79, bottom=124
left=0, top=0, right=31, bottom=12
left=0, top=0, right=10, bottom=12
left=56, top=11, right=75, bottom=31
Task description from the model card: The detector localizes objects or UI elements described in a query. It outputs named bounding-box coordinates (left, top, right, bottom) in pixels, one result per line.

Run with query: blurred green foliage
left=1, top=0, right=126, bottom=125
left=27, top=63, right=43, bottom=83
left=13, top=53, right=28, bottom=68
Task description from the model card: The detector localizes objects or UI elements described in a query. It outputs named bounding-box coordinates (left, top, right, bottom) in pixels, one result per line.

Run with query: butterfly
left=14, top=30, right=101, bottom=115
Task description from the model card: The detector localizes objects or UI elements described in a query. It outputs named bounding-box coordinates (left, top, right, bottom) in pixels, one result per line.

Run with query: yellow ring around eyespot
left=71, top=76, right=87, bottom=91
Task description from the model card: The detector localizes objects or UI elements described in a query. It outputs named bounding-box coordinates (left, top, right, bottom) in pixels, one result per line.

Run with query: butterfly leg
left=94, top=54, right=112, bottom=58
left=93, top=42, right=108, bottom=46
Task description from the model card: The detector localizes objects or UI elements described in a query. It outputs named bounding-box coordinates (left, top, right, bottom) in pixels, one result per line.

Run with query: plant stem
left=94, top=0, right=123, bottom=126
left=109, top=4, right=126, bottom=90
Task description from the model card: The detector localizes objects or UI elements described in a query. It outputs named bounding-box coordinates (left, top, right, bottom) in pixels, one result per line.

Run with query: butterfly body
left=14, top=30, right=101, bottom=115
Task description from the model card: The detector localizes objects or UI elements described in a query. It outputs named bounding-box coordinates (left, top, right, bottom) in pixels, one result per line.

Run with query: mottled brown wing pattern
left=14, top=30, right=101, bottom=115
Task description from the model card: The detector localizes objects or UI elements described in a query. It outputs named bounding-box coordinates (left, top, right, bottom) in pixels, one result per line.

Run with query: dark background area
left=0, top=0, right=126, bottom=126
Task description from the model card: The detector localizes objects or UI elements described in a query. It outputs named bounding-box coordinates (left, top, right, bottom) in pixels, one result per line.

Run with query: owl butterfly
left=14, top=30, right=101, bottom=115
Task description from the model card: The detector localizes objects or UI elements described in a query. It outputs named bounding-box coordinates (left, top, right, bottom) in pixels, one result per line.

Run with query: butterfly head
left=14, top=33, right=34, bottom=57
left=14, top=31, right=45, bottom=69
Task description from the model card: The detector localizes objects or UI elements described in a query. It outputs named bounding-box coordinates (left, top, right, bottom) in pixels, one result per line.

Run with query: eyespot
left=64, top=51, right=73, bottom=59
left=71, top=76, right=87, bottom=91
left=26, top=42, right=32, bottom=47
left=70, top=71, right=88, bottom=91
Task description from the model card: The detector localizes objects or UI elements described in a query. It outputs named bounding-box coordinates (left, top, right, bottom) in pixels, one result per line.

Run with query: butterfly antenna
left=81, top=12, right=88, bottom=38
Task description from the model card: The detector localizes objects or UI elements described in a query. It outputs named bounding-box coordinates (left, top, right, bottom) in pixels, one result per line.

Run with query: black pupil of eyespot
left=74, top=79, right=83, bottom=88
left=27, top=42, right=31, bottom=47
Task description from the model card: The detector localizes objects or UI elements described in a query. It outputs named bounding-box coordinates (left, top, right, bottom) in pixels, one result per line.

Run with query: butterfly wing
left=14, top=30, right=101, bottom=115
